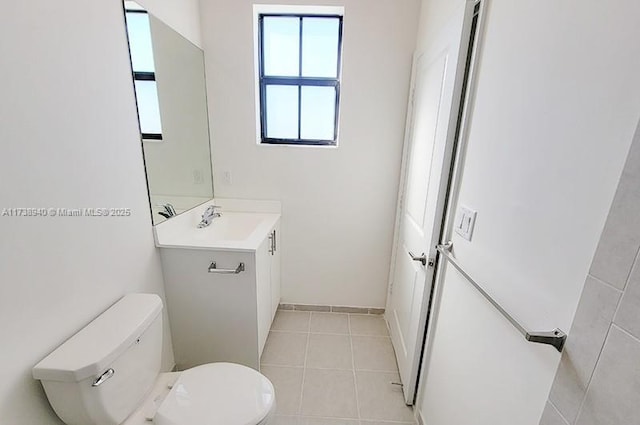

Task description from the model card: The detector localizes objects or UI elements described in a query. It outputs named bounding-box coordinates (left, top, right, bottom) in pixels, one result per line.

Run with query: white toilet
left=32, top=293, right=276, bottom=425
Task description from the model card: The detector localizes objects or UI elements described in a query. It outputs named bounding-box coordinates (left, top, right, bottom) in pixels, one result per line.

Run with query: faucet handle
left=202, top=205, right=221, bottom=217
left=198, top=205, right=221, bottom=228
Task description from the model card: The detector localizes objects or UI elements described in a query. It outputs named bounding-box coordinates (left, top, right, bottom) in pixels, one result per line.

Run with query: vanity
left=154, top=200, right=281, bottom=370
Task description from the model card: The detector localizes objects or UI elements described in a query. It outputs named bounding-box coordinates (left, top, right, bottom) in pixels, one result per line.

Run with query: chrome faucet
left=197, top=205, right=221, bottom=228
left=158, top=203, right=177, bottom=219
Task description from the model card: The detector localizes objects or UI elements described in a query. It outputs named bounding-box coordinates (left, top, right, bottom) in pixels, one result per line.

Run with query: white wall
left=200, top=0, right=421, bottom=308
left=0, top=0, right=177, bottom=423
left=136, top=0, right=203, bottom=47
left=416, top=1, right=640, bottom=424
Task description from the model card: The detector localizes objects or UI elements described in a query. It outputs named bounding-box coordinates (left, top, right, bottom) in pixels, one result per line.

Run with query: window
left=256, top=9, right=343, bottom=146
left=124, top=2, right=163, bottom=141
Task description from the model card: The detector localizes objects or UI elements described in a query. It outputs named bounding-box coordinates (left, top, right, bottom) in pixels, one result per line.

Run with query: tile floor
left=261, top=310, right=416, bottom=425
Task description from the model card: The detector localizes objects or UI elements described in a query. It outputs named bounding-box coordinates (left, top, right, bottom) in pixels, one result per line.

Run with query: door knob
left=408, top=251, right=427, bottom=266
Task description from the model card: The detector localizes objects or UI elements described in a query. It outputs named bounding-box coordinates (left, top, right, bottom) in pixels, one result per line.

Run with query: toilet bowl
left=32, top=294, right=275, bottom=425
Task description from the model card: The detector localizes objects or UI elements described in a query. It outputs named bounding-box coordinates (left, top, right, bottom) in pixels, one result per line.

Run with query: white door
left=386, top=2, right=477, bottom=404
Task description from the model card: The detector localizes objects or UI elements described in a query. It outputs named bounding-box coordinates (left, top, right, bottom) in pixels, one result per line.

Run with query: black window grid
left=258, top=14, right=343, bottom=146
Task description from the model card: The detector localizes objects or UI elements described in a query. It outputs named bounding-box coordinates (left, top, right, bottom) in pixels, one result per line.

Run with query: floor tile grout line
left=262, top=364, right=399, bottom=373
left=350, top=334, right=393, bottom=339
left=296, top=313, right=312, bottom=416
left=298, top=417, right=414, bottom=424
left=260, top=362, right=398, bottom=373
left=272, top=413, right=415, bottom=424
left=348, top=313, right=362, bottom=422
left=270, top=329, right=391, bottom=338
left=260, top=363, right=305, bottom=369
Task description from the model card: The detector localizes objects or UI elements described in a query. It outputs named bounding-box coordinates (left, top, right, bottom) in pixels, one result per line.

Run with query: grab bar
left=436, top=242, right=566, bottom=352
left=208, top=262, right=245, bottom=274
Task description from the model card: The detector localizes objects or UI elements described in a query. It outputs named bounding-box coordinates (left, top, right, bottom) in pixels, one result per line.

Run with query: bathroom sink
left=153, top=202, right=280, bottom=251
left=194, top=213, right=265, bottom=241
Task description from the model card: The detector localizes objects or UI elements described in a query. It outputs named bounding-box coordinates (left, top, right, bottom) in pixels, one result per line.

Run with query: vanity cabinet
left=159, top=218, right=281, bottom=371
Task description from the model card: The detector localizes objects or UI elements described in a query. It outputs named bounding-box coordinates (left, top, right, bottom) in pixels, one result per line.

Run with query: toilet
left=32, top=293, right=275, bottom=425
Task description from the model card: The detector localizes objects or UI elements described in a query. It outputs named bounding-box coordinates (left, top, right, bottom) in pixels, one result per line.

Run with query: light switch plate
left=454, top=206, right=477, bottom=241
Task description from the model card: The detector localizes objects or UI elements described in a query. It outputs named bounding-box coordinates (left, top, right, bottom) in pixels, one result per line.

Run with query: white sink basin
left=194, top=213, right=265, bottom=241
left=154, top=202, right=281, bottom=251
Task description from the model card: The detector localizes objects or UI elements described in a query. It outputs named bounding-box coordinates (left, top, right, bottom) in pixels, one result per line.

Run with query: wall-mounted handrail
left=436, top=242, right=566, bottom=352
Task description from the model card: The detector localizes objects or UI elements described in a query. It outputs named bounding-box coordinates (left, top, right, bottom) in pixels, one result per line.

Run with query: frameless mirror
left=123, top=1, right=214, bottom=225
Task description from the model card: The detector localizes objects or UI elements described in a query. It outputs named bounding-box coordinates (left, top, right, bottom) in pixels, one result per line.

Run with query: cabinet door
left=256, top=237, right=272, bottom=356
left=270, top=223, right=281, bottom=319
left=160, top=248, right=258, bottom=369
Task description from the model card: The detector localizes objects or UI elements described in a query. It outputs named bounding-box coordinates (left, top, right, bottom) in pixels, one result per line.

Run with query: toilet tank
left=33, top=294, right=164, bottom=425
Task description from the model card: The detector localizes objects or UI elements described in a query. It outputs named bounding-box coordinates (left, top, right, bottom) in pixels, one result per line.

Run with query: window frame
left=257, top=13, right=343, bottom=146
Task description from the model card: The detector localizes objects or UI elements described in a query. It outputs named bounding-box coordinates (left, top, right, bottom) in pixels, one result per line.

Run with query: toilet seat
left=154, top=363, right=275, bottom=425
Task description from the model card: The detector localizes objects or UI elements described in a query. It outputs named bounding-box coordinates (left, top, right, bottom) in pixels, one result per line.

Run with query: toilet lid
left=154, top=363, right=275, bottom=425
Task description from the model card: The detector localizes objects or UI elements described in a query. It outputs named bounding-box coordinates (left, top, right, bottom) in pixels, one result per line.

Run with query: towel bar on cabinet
left=208, top=262, right=245, bottom=274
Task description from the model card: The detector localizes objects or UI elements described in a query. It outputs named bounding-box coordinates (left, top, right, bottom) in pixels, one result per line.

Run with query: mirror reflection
left=124, top=1, right=214, bottom=225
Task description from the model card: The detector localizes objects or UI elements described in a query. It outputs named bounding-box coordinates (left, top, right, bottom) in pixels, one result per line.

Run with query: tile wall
left=540, top=120, right=640, bottom=425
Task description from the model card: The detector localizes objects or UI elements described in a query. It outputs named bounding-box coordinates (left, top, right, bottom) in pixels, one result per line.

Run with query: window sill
left=257, top=139, right=339, bottom=149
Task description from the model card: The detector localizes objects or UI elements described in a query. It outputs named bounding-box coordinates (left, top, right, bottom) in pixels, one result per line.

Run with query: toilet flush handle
left=92, top=368, right=115, bottom=387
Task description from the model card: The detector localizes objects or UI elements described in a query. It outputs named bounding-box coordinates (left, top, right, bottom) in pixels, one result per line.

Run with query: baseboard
left=278, top=303, right=385, bottom=315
